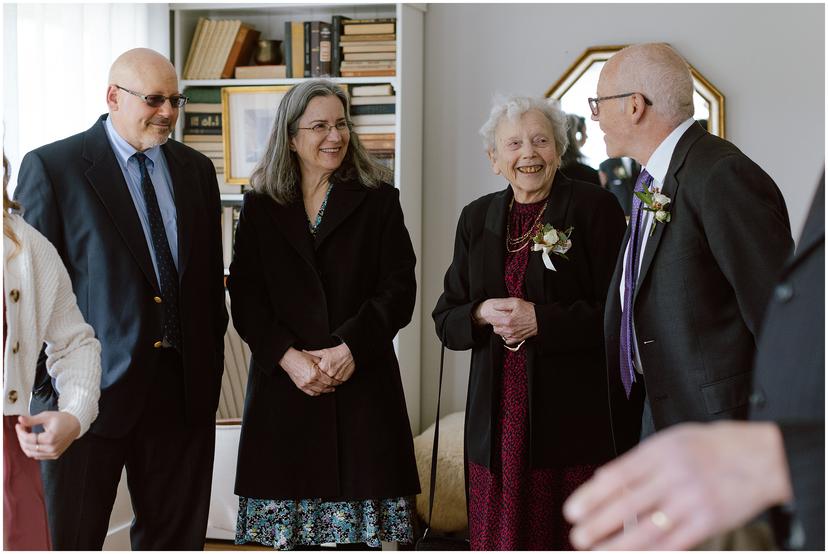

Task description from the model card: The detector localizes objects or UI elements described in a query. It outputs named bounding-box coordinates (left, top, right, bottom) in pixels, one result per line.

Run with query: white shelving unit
left=169, top=3, right=425, bottom=431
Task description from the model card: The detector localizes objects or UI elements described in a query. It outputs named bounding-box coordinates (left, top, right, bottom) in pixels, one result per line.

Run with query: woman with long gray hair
left=228, top=80, right=419, bottom=550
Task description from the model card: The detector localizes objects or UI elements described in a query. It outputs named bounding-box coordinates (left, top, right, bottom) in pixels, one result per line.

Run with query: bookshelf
left=169, top=3, right=425, bottom=431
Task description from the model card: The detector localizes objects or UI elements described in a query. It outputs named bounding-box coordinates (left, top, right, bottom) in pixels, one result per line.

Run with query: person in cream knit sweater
left=3, top=156, right=101, bottom=549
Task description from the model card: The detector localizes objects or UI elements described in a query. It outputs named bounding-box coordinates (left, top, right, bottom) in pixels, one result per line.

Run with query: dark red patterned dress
left=468, top=198, right=598, bottom=550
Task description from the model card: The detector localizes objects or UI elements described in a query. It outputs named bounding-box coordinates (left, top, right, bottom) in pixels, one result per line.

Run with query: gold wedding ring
left=650, top=510, right=672, bottom=531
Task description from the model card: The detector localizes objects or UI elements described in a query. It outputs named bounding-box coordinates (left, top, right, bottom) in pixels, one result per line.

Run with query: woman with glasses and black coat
left=228, top=79, right=419, bottom=550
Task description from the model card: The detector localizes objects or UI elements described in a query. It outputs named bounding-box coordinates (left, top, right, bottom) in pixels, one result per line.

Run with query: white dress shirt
left=619, top=117, right=695, bottom=373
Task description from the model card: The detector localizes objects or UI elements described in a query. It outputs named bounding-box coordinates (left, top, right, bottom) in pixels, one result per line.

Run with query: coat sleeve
left=701, top=155, right=794, bottom=336
left=333, top=187, right=416, bottom=368
left=533, top=191, right=626, bottom=354
left=227, top=196, right=297, bottom=376
left=777, top=422, right=824, bottom=549
left=202, top=158, right=229, bottom=383
left=31, top=229, right=102, bottom=437
left=432, top=205, right=487, bottom=351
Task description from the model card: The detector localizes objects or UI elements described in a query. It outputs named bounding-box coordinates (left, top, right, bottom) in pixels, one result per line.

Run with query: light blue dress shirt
left=104, top=116, right=179, bottom=283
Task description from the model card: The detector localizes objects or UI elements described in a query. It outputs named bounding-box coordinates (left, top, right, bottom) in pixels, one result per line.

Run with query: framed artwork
left=221, top=85, right=293, bottom=184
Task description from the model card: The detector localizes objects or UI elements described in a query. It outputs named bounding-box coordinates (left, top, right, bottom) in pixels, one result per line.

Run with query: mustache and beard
left=143, top=116, right=174, bottom=148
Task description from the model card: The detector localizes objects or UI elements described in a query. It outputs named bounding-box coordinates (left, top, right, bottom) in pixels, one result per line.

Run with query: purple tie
left=619, top=169, right=653, bottom=398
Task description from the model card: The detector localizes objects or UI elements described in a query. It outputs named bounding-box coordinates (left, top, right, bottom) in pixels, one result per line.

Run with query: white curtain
left=2, top=3, right=169, bottom=193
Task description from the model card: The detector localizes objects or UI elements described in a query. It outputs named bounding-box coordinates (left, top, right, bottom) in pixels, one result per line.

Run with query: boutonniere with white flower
left=635, top=188, right=672, bottom=236
left=531, top=224, right=573, bottom=271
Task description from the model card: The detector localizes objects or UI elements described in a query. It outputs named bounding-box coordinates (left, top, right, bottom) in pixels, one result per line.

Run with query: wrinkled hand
left=305, top=343, right=356, bottom=384
left=563, top=421, right=792, bottom=550
left=15, top=412, right=81, bottom=460
left=279, top=347, right=340, bottom=396
left=474, top=297, right=537, bottom=345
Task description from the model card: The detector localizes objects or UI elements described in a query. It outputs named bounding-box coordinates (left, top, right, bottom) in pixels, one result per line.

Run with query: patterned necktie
left=134, top=153, right=181, bottom=351
left=619, top=169, right=653, bottom=398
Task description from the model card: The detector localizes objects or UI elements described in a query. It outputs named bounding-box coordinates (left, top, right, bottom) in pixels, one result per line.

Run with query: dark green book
left=350, top=104, right=395, bottom=115
left=284, top=21, right=293, bottom=78
left=183, top=87, right=221, bottom=104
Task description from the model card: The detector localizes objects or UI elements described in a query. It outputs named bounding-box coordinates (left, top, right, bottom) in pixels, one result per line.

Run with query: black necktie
left=134, top=153, right=181, bottom=351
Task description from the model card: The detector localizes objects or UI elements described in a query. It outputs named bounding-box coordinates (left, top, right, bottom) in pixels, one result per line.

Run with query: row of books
left=183, top=19, right=262, bottom=80
left=181, top=88, right=225, bottom=177
left=259, top=17, right=398, bottom=79
left=347, top=83, right=396, bottom=136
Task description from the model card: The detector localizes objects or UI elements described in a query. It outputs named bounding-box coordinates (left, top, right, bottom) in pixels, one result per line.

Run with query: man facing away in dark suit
left=564, top=175, right=824, bottom=551
left=14, top=48, right=228, bottom=549
left=591, top=43, right=793, bottom=454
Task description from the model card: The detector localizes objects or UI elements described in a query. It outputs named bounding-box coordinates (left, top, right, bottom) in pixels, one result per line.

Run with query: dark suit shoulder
left=568, top=176, right=621, bottom=207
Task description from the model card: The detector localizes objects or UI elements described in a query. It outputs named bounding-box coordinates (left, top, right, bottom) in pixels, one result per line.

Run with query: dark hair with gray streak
left=249, top=79, right=390, bottom=204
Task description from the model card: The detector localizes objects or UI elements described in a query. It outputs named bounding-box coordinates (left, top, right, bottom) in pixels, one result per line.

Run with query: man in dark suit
left=563, top=175, right=824, bottom=551
left=592, top=43, right=793, bottom=454
left=14, top=48, right=228, bottom=549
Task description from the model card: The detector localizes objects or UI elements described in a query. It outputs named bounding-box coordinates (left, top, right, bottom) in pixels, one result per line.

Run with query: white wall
left=419, top=3, right=825, bottom=428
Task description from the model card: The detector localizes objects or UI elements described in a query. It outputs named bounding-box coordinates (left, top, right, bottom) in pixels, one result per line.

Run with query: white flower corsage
left=635, top=188, right=672, bottom=236
left=531, top=224, right=573, bottom=271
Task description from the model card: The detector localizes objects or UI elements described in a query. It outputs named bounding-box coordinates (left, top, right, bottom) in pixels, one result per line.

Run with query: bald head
left=605, top=43, right=694, bottom=127
left=106, top=48, right=180, bottom=152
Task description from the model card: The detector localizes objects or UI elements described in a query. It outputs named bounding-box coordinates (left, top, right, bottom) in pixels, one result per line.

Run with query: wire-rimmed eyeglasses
left=296, top=121, right=352, bottom=135
left=115, top=85, right=189, bottom=108
left=588, top=92, right=652, bottom=116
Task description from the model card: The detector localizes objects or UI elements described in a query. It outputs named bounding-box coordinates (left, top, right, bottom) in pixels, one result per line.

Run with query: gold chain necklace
left=505, top=201, right=547, bottom=253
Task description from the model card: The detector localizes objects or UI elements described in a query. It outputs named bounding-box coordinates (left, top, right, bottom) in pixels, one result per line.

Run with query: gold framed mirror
left=546, top=45, right=725, bottom=168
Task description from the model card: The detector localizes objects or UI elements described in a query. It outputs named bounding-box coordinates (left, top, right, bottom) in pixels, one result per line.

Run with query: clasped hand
left=15, top=411, right=81, bottom=460
left=280, top=343, right=355, bottom=397
left=474, top=297, right=538, bottom=345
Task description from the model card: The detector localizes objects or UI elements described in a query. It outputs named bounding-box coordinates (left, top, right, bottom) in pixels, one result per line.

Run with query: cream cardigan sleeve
left=23, top=218, right=102, bottom=436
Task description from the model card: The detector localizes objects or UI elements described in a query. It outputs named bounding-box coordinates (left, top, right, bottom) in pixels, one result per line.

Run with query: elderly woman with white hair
left=433, top=96, right=626, bottom=549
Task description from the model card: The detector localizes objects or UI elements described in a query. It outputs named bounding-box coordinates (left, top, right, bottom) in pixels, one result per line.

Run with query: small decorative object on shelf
left=254, top=39, right=283, bottom=65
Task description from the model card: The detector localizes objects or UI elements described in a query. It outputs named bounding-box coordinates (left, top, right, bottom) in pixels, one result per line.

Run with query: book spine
left=319, top=22, right=332, bottom=77
left=350, top=104, right=396, bottom=115
left=284, top=21, right=293, bottom=78
left=182, top=128, right=223, bottom=135
left=330, top=15, right=349, bottom=77
left=185, top=113, right=222, bottom=130
left=310, top=21, right=321, bottom=77
left=303, top=21, right=311, bottom=78
left=183, top=87, right=221, bottom=104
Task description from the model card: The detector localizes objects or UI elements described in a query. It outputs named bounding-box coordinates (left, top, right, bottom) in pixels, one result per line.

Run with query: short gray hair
left=249, top=79, right=390, bottom=205
left=479, top=95, right=569, bottom=164
left=612, top=43, right=694, bottom=126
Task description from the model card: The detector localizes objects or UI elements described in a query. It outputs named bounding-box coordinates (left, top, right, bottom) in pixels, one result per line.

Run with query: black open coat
left=433, top=173, right=626, bottom=468
left=228, top=176, right=420, bottom=500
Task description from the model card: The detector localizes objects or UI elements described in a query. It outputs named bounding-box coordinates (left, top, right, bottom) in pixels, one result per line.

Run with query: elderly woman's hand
left=279, top=347, right=340, bottom=396
left=304, top=343, right=356, bottom=384
left=15, top=412, right=81, bottom=460
left=476, top=297, right=538, bottom=345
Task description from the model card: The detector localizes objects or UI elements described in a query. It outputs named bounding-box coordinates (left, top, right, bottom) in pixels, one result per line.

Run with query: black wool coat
left=433, top=173, right=626, bottom=468
left=228, top=175, right=420, bottom=500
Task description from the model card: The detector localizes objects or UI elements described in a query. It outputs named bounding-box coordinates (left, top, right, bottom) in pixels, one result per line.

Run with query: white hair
left=479, top=95, right=569, bottom=163
left=612, top=43, right=695, bottom=126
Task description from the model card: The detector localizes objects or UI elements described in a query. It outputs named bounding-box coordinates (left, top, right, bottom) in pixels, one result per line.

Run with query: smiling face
left=290, top=94, right=350, bottom=183
left=107, top=52, right=180, bottom=152
left=489, top=109, right=559, bottom=202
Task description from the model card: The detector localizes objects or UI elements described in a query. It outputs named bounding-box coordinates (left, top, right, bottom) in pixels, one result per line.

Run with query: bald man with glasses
left=15, top=47, right=228, bottom=550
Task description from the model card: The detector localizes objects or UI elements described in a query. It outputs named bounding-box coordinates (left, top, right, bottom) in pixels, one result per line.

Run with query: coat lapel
left=312, top=177, right=367, bottom=249
left=525, top=172, right=573, bottom=303
left=83, top=115, right=159, bottom=293
left=269, top=198, right=317, bottom=270
left=483, top=186, right=510, bottom=299
left=161, top=141, right=196, bottom=280
left=634, top=123, right=704, bottom=299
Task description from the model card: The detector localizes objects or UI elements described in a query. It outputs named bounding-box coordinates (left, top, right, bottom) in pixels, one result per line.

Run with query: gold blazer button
left=8, top=390, right=18, bottom=403
left=9, top=289, right=20, bottom=302
left=153, top=296, right=163, bottom=304
left=153, top=341, right=163, bottom=349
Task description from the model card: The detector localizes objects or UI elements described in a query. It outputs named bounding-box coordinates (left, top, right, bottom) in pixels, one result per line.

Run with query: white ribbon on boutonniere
left=635, top=188, right=672, bottom=236
left=531, top=224, right=573, bottom=271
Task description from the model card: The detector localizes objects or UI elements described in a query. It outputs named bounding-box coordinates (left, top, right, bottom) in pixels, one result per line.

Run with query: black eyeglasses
left=115, top=85, right=188, bottom=108
left=587, top=92, right=652, bottom=116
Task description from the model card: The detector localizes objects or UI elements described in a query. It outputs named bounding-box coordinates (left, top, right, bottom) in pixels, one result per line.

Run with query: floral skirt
left=235, top=495, right=415, bottom=550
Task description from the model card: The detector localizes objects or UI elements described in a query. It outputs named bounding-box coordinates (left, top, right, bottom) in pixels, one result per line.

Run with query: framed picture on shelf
left=222, top=85, right=293, bottom=184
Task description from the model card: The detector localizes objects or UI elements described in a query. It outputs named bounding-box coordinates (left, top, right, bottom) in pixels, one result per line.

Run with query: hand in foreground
left=563, top=421, right=793, bottom=550
left=475, top=297, right=537, bottom=345
left=279, top=347, right=340, bottom=396
left=305, top=343, right=356, bottom=384
left=15, top=412, right=81, bottom=460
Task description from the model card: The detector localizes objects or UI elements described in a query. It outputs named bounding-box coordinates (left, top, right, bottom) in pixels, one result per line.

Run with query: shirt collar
left=642, top=117, right=695, bottom=186
left=104, top=115, right=163, bottom=169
